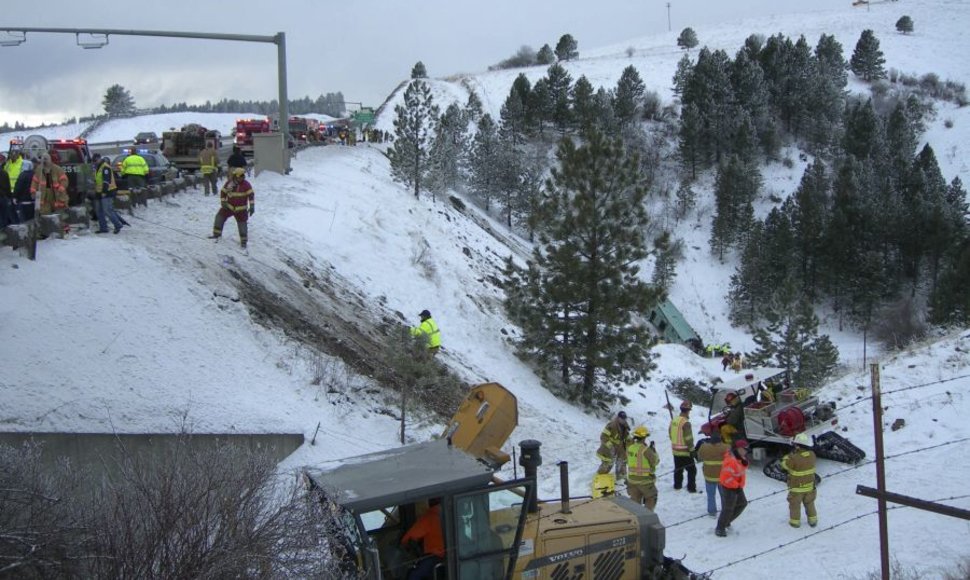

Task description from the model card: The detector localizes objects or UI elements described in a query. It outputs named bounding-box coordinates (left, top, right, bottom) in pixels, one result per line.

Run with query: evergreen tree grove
left=505, top=130, right=659, bottom=406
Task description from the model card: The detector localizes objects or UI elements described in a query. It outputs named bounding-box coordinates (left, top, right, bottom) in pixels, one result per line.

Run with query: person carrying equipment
left=596, top=411, right=630, bottom=481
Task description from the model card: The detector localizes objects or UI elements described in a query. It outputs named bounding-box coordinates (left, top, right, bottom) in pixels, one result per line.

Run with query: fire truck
left=233, top=118, right=271, bottom=157
left=287, top=116, right=320, bottom=144
left=161, top=124, right=221, bottom=171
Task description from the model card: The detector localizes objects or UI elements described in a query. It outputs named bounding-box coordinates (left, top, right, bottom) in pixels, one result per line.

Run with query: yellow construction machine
left=304, top=383, right=700, bottom=579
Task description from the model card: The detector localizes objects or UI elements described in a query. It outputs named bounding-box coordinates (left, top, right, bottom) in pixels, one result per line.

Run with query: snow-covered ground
left=2, top=0, right=969, bottom=577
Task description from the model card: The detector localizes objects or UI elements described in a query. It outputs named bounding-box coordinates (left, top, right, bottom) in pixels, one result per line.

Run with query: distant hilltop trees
left=490, top=34, right=580, bottom=70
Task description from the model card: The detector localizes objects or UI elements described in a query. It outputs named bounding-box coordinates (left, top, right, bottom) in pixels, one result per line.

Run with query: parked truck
left=161, top=124, right=221, bottom=171
left=233, top=117, right=271, bottom=157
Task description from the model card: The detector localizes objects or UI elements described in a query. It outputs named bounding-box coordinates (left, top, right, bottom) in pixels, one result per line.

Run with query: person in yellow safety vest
left=198, top=142, right=220, bottom=196
left=782, top=432, right=818, bottom=528
left=669, top=400, right=698, bottom=492
left=410, top=310, right=441, bottom=355
left=596, top=411, right=630, bottom=480
left=121, top=150, right=149, bottom=190
left=696, top=429, right=730, bottom=516
left=626, top=425, right=660, bottom=510
left=3, top=149, right=23, bottom=193
left=93, top=154, right=128, bottom=234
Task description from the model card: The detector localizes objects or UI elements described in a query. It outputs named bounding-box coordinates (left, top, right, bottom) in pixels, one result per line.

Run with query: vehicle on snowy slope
left=304, top=383, right=703, bottom=580
left=161, top=123, right=221, bottom=171
left=700, top=367, right=866, bottom=482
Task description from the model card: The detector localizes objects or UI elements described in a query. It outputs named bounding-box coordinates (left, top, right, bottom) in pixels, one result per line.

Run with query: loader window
left=453, top=480, right=532, bottom=580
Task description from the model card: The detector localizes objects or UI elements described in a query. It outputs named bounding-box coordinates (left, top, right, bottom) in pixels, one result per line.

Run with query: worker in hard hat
left=782, top=433, right=818, bottom=528
left=669, top=400, right=697, bottom=493
left=208, top=166, right=254, bottom=248
left=720, top=391, right=745, bottom=444
left=626, top=425, right=660, bottom=510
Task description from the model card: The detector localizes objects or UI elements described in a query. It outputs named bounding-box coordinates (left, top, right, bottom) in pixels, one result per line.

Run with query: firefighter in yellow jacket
left=696, top=429, right=730, bottom=516
left=782, top=432, right=818, bottom=528
left=30, top=154, right=69, bottom=216
left=626, top=425, right=660, bottom=510
left=669, top=400, right=697, bottom=492
left=597, top=411, right=630, bottom=479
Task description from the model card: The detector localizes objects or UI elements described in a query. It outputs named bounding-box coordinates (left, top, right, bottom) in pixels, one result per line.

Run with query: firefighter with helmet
left=720, top=391, right=745, bottom=444
left=208, top=167, right=254, bottom=248
left=782, top=432, right=818, bottom=528
left=596, top=411, right=630, bottom=480
left=670, top=400, right=697, bottom=492
left=626, top=425, right=660, bottom=510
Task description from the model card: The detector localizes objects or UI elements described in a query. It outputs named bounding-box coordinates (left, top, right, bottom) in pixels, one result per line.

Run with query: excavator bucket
left=442, top=383, right=518, bottom=469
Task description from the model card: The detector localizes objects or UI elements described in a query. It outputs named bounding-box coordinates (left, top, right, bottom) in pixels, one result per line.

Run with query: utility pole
left=870, top=364, right=890, bottom=580
left=666, top=2, right=672, bottom=32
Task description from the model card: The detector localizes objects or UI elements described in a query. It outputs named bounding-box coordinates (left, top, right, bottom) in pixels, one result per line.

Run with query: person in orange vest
left=669, top=400, right=697, bottom=492
left=715, top=439, right=750, bottom=537
left=400, top=498, right=444, bottom=580
left=208, top=167, right=254, bottom=248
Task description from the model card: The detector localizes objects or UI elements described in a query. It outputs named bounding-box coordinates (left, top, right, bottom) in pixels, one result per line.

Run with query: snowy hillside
left=3, top=0, right=970, bottom=577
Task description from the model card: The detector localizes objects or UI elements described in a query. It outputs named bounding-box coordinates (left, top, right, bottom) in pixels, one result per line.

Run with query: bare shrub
left=944, top=118, right=954, bottom=128
left=642, top=90, right=662, bottom=120
left=626, top=46, right=636, bottom=58
left=872, top=296, right=928, bottom=350
left=2, top=437, right=354, bottom=579
left=0, top=443, right=87, bottom=579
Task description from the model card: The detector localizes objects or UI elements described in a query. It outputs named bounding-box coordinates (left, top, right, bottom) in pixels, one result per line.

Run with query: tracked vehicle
left=700, top=368, right=866, bottom=482
left=304, top=383, right=701, bottom=579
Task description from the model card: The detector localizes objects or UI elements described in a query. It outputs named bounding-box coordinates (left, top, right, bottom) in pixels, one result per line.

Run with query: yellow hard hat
left=633, top=425, right=649, bottom=439
left=231, top=167, right=246, bottom=178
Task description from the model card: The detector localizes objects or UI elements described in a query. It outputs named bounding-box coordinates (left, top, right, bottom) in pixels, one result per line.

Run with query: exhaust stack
left=558, top=461, right=571, bottom=514
left=519, top=440, right=542, bottom=514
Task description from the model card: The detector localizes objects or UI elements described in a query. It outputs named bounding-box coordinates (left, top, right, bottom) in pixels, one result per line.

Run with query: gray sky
left=2, top=0, right=848, bottom=126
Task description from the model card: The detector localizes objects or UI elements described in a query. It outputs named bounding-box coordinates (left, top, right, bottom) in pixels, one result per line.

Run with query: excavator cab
left=304, top=438, right=533, bottom=579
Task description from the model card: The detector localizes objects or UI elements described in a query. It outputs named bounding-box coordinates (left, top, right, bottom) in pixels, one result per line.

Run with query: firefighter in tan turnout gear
left=596, top=411, right=630, bottom=480
left=669, top=400, right=697, bottom=492
left=782, top=432, right=818, bottom=528
left=626, top=426, right=660, bottom=510
left=696, top=429, right=730, bottom=516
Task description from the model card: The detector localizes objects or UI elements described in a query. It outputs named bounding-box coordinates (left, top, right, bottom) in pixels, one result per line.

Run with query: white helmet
left=793, top=433, right=812, bottom=447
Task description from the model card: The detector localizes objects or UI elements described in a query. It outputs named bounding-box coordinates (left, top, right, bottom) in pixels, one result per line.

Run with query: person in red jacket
left=208, top=167, right=254, bottom=248
left=400, top=498, right=444, bottom=580
left=715, top=439, right=749, bottom=537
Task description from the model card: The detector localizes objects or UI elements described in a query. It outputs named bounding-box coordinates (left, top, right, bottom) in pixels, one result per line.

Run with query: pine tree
left=614, top=65, right=646, bottom=129
left=410, top=61, right=428, bottom=79
left=789, top=300, right=840, bottom=389
left=895, top=15, right=914, bottom=34
left=677, top=27, right=699, bottom=51
left=570, top=75, right=597, bottom=131
left=506, top=130, right=659, bottom=405
left=426, top=103, right=467, bottom=201
left=728, top=220, right=767, bottom=327
left=789, top=161, right=830, bottom=298
left=499, top=90, right=528, bottom=146
left=674, top=179, right=696, bottom=220
left=672, top=53, right=693, bottom=97
left=464, top=91, right=484, bottom=125
left=388, top=81, right=439, bottom=199
left=467, top=114, right=501, bottom=211
left=709, top=155, right=760, bottom=260
left=593, top=87, right=619, bottom=137
left=528, top=78, right=552, bottom=136
left=555, top=34, right=579, bottom=61
left=678, top=102, right=703, bottom=179
left=850, top=29, right=887, bottom=82
left=930, top=236, right=970, bottom=325
left=545, top=63, right=574, bottom=133
left=536, top=44, right=556, bottom=65
left=651, top=231, right=678, bottom=292
left=102, top=84, right=135, bottom=117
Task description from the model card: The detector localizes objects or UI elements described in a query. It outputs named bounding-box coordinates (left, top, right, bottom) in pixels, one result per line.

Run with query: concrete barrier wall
left=0, top=432, right=305, bottom=473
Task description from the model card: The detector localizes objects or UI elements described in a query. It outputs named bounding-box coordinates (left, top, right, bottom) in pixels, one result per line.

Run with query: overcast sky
left=2, top=0, right=848, bottom=126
